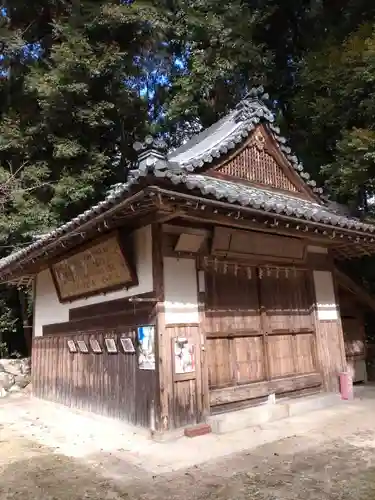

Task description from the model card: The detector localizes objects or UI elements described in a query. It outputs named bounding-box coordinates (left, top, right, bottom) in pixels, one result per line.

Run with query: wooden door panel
left=260, top=268, right=313, bottom=334
left=295, top=333, right=316, bottom=374
left=234, top=336, right=265, bottom=383
left=206, top=337, right=232, bottom=389
left=268, top=335, right=295, bottom=378
left=205, top=266, right=260, bottom=335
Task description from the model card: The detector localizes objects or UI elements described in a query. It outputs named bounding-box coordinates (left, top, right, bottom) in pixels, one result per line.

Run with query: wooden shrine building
left=1, top=88, right=375, bottom=432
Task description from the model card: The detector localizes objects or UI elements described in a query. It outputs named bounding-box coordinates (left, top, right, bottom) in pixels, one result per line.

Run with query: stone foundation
left=208, top=393, right=342, bottom=434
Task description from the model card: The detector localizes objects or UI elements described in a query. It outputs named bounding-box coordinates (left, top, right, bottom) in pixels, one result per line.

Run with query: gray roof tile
left=146, top=171, right=375, bottom=233
left=0, top=168, right=374, bottom=278
left=167, top=88, right=323, bottom=195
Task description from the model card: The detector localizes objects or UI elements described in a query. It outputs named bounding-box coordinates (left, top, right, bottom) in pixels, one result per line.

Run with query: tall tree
left=0, top=1, right=168, bottom=225
left=0, top=0, right=169, bottom=354
left=154, top=0, right=271, bottom=142
left=290, top=23, right=375, bottom=210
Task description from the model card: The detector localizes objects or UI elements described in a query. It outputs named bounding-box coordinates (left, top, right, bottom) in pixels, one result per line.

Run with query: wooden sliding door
left=203, top=261, right=320, bottom=408
left=205, top=265, right=263, bottom=389
left=260, top=267, right=317, bottom=379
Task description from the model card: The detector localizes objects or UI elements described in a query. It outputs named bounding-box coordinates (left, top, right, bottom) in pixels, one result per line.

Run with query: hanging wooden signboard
left=51, top=232, right=137, bottom=302
left=211, top=227, right=305, bottom=262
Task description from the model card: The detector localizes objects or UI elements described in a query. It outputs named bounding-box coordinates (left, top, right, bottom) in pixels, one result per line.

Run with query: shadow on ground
left=2, top=432, right=375, bottom=500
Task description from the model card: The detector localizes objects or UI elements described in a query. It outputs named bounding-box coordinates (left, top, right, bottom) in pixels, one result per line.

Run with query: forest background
left=1, top=0, right=375, bottom=355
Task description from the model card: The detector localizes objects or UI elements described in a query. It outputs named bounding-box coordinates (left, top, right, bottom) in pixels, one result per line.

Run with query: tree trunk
left=18, top=289, right=32, bottom=356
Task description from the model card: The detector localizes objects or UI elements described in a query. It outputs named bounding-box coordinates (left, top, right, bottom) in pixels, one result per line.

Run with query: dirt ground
left=2, top=389, right=375, bottom=499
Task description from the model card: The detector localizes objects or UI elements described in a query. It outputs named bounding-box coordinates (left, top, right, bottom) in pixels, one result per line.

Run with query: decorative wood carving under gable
left=211, top=125, right=312, bottom=198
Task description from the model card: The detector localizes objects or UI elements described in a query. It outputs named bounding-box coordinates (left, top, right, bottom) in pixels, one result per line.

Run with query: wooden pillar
left=197, top=267, right=210, bottom=418
left=312, top=269, right=347, bottom=392
left=31, top=277, right=37, bottom=395
left=152, top=223, right=170, bottom=431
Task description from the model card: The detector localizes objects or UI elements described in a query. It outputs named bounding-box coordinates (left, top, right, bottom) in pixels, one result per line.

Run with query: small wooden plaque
left=104, top=338, right=118, bottom=354
left=89, top=339, right=102, bottom=354
left=77, top=340, right=89, bottom=353
left=120, top=337, right=135, bottom=353
left=67, top=340, right=77, bottom=353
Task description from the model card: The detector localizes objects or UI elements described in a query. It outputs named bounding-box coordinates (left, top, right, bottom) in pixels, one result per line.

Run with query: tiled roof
left=166, top=87, right=322, bottom=195
left=160, top=173, right=375, bottom=232
left=0, top=88, right=374, bottom=277
left=0, top=168, right=373, bottom=278
left=130, top=156, right=375, bottom=232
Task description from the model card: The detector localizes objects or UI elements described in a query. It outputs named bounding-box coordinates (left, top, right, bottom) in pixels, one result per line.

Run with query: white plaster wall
left=313, top=270, right=338, bottom=321
left=33, top=225, right=153, bottom=337
left=163, top=257, right=199, bottom=325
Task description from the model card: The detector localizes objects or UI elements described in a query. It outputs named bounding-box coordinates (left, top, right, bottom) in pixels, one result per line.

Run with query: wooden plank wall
left=338, top=287, right=367, bottom=383
left=314, top=321, right=346, bottom=391
left=32, top=295, right=157, bottom=428
left=32, top=330, right=155, bottom=426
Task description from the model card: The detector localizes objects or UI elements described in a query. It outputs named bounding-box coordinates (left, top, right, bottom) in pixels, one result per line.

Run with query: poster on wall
left=137, top=325, right=155, bottom=370
left=174, top=338, right=195, bottom=374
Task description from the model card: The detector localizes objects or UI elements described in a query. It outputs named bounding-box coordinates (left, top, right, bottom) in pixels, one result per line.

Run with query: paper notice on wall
left=174, top=338, right=195, bottom=374
left=313, top=270, right=338, bottom=321
left=137, top=325, right=155, bottom=370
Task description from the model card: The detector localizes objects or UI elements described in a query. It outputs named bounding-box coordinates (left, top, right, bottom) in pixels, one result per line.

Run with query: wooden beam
left=210, top=373, right=322, bottom=406
left=181, top=210, right=375, bottom=260
left=162, top=224, right=210, bottom=238
left=206, top=328, right=262, bottom=339
left=150, top=187, right=375, bottom=245
left=198, top=287, right=210, bottom=418
left=134, top=209, right=184, bottom=229
left=172, top=209, right=339, bottom=246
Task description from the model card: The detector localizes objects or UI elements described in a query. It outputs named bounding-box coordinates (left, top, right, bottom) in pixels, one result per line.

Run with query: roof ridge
left=165, top=87, right=324, bottom=198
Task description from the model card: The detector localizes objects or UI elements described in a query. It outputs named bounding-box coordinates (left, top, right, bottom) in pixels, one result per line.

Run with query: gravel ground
left=2, top=389, right=375, bottom=499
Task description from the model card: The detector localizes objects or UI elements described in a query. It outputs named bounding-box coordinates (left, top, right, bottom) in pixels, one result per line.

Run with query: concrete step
left=208, top=392, right=342, bottom=434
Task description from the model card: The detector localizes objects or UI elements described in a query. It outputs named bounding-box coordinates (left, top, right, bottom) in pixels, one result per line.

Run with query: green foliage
left=0, top=1, right=164, bottom=226
left=0, top=285, right=21, bottom=358
left=323, top=128, right=375, bottom=204
left=290, top=22, right=375, bottom=208
left=161, top=0, right=270, bottom=132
